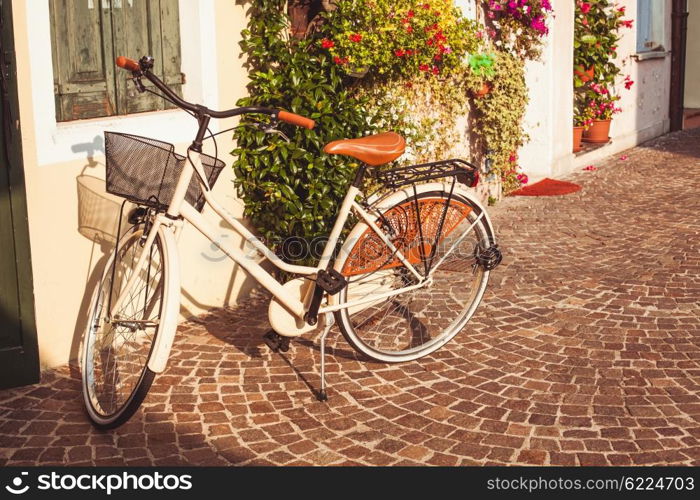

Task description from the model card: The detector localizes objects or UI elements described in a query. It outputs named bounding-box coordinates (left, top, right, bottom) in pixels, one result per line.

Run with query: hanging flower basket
left=471, top=82, right=492, bottom=98
left=574, top=65, right=594, bottom=83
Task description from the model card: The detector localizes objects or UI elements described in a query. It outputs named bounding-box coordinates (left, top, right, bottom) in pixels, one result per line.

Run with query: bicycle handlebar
left=115, top=56, right=315, bottom=129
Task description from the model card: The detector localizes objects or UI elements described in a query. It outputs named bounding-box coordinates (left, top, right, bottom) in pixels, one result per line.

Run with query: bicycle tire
left=81, top=223, right=170, bottom=429
left=334, top=188, right=492, bottom=363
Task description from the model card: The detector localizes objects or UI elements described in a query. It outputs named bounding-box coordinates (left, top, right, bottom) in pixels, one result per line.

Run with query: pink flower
left=580, top=2, right=591, bottom=14
left=476, top=31, right=484, bottom=39
left=624, top=75, right=634, bottom=90
left=583, top=165, right=597, bottom=171
left=619, top=154, right=629, bottom=161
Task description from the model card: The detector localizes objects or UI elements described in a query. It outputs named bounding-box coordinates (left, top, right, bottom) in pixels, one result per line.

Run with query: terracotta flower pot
left=582, top=119, right=611, bottom=143
left=471, top=82, right=492, bottom=98
left=573, top=126, right=584, bottom=152
left=574, top=65, right=594, bottom=83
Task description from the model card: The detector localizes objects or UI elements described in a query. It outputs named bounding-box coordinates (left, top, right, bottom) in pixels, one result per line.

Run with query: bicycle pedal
left=263, top=330, right=291, bottom=353
left=474, top=244, right=503, bottom=271
left=316, top=269, right=347, bottom=295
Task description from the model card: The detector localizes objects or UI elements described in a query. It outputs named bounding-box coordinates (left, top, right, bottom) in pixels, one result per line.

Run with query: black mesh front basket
left=104, top=132, right=225, bottom=212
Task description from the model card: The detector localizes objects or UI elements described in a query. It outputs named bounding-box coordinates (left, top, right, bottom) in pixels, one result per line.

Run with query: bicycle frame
left=109, top=149, right=431, bottom=323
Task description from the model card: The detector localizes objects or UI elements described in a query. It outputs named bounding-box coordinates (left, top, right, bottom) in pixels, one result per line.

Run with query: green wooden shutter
left=111, top=0, right=183, bottom=114
left=159, top=0, right=184, bottom=110
left=51, top=0, right=182, bottom=121
left=50, top=0, right=117, bottom=122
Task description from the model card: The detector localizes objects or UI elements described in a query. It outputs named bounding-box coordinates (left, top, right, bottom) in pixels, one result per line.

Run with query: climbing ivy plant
left=232, top=0, right=377, bottom=248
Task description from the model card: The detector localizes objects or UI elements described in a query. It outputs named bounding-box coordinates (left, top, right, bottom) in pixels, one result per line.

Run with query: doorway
left=0, top=0, right=39, bottom=389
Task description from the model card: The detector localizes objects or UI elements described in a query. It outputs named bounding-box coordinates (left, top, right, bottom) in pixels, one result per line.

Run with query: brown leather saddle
left=323, top=132, right=405, bottom=166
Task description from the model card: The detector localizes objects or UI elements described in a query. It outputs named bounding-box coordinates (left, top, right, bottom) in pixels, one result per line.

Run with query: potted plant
left=465, top=52, right=495, bottom=98
left=573, top=89, right=595, bottom=151
left=574, top=1, right=630, bottom=88
left=582, top=82, right=621, bottom=142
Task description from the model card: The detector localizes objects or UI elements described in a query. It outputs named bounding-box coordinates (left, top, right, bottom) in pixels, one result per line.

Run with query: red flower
left=407, top=10, right=415, bottom=18
left=433, top=54, right=442, bottom=61
left=395, top=49, right=406, bottom=57
left=621, top=19, right=633, bottom=28
left=349, top=33, right=363, bottom=42
left=624, top=75, right=634, bottom=89
left=321, top=39, right=335, bottom=49
left=406, top=25, right=414, bottom=33
left=580, top=2, right=591, bottom=14
left=405, top=82, right=413, bottom=89
left=422, top=3, right=430, bottom=9
left=419, top=64, right=430, bottom=72
left=431, top=65, right=440, bottom=75
left=406, top=49, right=414, bottom=56
left=618, top=6, right=626, bottom=13
left=333, top=56, right=348, bottom=65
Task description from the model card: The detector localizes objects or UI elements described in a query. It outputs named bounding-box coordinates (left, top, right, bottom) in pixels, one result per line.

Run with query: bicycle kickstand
left=318, top=312, right=335, bottom=402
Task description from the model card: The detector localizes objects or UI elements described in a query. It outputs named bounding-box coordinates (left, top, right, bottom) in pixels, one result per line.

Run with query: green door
left=0, top=0, right=39, bottom=389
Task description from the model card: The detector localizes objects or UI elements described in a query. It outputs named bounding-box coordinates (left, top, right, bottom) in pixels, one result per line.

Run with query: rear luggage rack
left=376, top=158, right=479, bottom=189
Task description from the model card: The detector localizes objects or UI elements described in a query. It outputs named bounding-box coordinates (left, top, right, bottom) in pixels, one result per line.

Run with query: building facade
left=0, top=0, right=690, bottom=385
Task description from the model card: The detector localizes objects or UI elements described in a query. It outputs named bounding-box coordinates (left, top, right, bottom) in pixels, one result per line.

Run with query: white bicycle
left=81, top=56, right=502, bottom=429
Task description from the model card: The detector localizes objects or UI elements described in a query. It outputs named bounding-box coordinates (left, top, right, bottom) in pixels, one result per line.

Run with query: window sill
left=632, top=51, right=669, bottom=61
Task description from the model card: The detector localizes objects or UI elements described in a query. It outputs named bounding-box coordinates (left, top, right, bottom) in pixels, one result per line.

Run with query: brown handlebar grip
left=278, top=110, right=315, bottom=130
left=116, top=56, right=140, bottom=72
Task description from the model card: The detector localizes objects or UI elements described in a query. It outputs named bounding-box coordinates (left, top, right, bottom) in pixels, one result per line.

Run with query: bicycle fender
left=147, top=225, right=181, bottom=374
left=329, top=182, right=496, bottom=307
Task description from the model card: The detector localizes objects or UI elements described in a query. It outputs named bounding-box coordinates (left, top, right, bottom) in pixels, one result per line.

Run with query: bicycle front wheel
left=335, top=189, right=493, bottom=363
left=81, top=223, right=170, bottom=429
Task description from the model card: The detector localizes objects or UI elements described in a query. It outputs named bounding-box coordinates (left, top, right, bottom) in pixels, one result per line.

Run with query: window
left=636, top=0, right=666, bottom=53
left=49, top=0, right=183, bottom=122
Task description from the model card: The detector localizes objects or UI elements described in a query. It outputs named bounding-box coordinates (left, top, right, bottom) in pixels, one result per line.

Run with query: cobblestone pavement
left=1, top=130, right=699, bottom=466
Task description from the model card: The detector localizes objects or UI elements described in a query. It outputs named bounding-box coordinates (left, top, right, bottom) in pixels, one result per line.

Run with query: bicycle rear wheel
left=81, top=223, right=169, bottom=428
left=335, top=189, right=493, bottom=363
